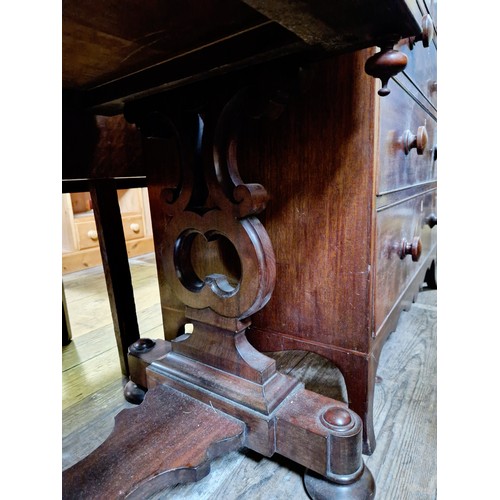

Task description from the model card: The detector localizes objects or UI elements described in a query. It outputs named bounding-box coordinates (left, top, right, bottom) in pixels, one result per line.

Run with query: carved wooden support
left=63, top=77, right=375, bottom=499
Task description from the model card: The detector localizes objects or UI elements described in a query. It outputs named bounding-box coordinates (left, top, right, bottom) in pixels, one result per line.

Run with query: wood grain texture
left=62, top=255, right=436, bottom=498
left=63, top=385, right=245, bottom=500
left=62, top=113, right=144, bottom=181
left=90, top=179, right=141, bottom=375
left=375, top=190, right=437, bottom=332
left=62, top=0, right=422, bottom=113
left=239, top=51, right=379, bottom=353
left=377, top=78, right=437, bottom=195
left=62, top=0, right=269, bottom=88
left=365, top=291, right=436, bottom=499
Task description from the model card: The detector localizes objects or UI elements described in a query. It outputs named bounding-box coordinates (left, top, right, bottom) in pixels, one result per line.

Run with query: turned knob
left=409, top=14, right=434, bottom=49
left=130, top=223, right=141, bottom=233
left=403, top=126, right=428, bottom=155
left=129, top=338, right=156, bottom=354
left=87, top=229, right=98, bottom=241
left=426, top=213, right=437, bottom=228
left=365, top=45, right=408, bottom=96
left=401, top=237, right=422, bottom=262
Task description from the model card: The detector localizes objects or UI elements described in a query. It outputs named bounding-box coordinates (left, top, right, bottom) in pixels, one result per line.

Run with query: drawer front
left=75, top=214, right=145, bottom=250
left=419, top=190, right=437, bottom=265
left=378, top=82, right=437, bottom=195
left=394, top=9, right=437, bottom=108
left=375, top=190, right=437, bottom=334
left=396, top=38, right=437, bottom=108
left=75, top=218, right=100, bottom=250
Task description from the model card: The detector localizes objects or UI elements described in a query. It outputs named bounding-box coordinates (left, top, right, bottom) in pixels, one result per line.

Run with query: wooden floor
left=62, top=252, right=437, bottom=499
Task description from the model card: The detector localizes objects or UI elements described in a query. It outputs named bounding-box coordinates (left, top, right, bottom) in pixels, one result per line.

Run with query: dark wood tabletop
left=62, top=0, right=422, bottom=114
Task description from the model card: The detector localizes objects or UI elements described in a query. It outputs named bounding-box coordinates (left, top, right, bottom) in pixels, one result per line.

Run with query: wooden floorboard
left=62, top=253, right=436, bottom=499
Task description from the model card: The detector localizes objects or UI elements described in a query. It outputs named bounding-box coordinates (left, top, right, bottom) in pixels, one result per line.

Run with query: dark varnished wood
left=241, top=52, right=378, bottom=354
left=62, top=110, right=143, bottom=181
left=62, top=283, right=72, bottom=346
left=89, top=179, right=140, bottom=375
left=62, top=385, right=245, bottom=499
left=61, top=0, right=435, bottom=487
left=63, top=75, right=375, bottom=498
left=377, top=78, right=436, bottom=195
left=394, top=12, right=437, bottom=108
left=400, top=236, right=422, bottom=261
left=127, top=48, right=436, bottom=454
left=62, top=0, right=422, bottom=114
left=62, top=0, right=269, bottom=89
left=62, top=287, right=437, bottom=497
left=62, top=112, right=145, bottom=375
left=365, top=45, right=408, bottom=96
left=304, top=466, right=376, bottom=500
left=375, top=190, right=436, bottom=333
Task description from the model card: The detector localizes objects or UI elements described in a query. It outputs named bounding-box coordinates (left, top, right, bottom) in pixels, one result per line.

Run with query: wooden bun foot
left=304, top=465, right=376, bottom=500
left=123, top=380, right=147, bottom=404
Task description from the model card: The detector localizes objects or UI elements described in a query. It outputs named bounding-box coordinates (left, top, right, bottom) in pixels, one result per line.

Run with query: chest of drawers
left=242, top=7, right=438, bottom=454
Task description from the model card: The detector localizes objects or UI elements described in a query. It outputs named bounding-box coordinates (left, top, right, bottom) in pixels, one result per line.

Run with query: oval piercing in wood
left=403, top=126, right=428, bottom=155
left=364, top=45, right=408, bottom=97
left=409, top=14, right=434, bottom=49
left=400, top=237, right=422, bottom=262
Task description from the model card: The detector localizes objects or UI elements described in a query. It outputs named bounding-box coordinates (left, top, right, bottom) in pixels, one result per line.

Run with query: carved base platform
left=62, top=336, right=376, bottom=499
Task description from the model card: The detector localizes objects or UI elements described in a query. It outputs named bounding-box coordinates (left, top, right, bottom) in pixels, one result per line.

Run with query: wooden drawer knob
left=426, top=213, right=437, bottom=228
left=87, top=229, right=98, bottom=241
left=401, top=237, right=422, bottom=262
left=403, top=126, right=428, bottom=155
left=409, top=14, right=434, bottom=49
left=130, top=223, right=141, bottom=233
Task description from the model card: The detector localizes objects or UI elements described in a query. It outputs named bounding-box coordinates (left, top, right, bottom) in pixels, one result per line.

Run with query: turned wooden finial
left=364, top=44, right=408, bottom=96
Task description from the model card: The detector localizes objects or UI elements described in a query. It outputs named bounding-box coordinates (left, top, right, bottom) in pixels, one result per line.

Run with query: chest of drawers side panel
left=245, top=51, right=378, bottom=354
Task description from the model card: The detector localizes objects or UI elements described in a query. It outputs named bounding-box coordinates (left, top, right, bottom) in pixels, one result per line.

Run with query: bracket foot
left=304, top=465, right=376, bottom=500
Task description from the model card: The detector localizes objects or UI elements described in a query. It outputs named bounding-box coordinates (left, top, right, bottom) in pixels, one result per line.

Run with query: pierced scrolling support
left=63, top=75, right=375, bottom=499
left=130, top=85, right=280, bottom=329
